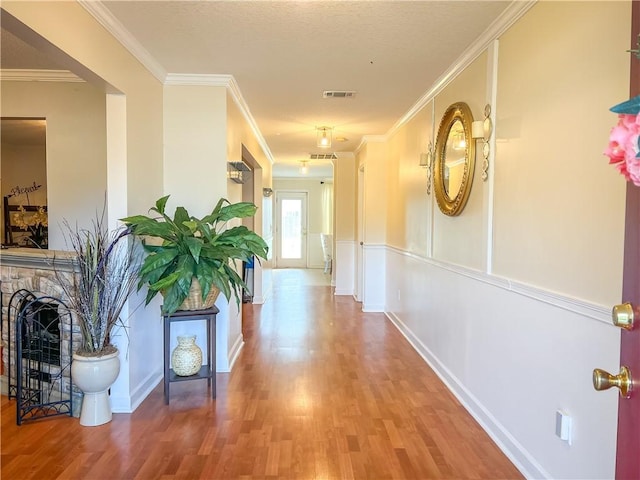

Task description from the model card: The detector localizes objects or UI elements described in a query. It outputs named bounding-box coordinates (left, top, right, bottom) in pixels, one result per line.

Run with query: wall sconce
left=480, top=104, right=493, bottom=181
left=471, top=121, right=484, bottom=139
left=420, top=141, right=434, bottom=195
left=299, top=160, right=309, bottom=174
left=467, top=106, right=493, bottom=181
left=316, top=127, right=332, bottom=148
left=227, top=170, right=243, bottom=182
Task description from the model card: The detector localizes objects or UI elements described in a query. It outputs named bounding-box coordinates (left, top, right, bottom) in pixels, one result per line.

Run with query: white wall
left=364, top=1, right=631, bottom=478
left=163, top=84, right=228, bottom=216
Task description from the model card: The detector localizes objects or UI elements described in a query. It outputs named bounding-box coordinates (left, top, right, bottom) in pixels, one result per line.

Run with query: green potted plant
left=121, top=195, right=268, bottom=316
left=54, top=214, right=141, bottom=426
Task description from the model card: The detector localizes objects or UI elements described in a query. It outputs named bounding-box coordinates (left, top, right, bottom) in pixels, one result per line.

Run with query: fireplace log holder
left=5, top=289, right=74, bottom=425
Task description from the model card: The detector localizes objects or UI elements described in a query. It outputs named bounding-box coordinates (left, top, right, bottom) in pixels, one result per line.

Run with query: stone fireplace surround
left=1, top=248, right=82, bottom=415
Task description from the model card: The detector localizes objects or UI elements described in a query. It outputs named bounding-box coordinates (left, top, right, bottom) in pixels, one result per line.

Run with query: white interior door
left=276, top=191, right=308, bottom=268
left=355, top=164, right=365, bottom=302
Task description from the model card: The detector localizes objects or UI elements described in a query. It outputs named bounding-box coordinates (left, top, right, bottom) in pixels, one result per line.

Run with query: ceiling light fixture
left=300, top=160, right=309, bottom=175
left=316, top=127, right=332, bottom=148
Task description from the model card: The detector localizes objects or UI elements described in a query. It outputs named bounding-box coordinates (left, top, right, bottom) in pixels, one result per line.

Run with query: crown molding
left=333, top=152, right=355, bottom=160
left=165, top=74, right=274, bottom=165
left=355, top=134, right=388, bottom=155
left=389, top=0, right=537, bottom=135
left=78, top=0, right=167, bottom=83
left=0, top=69, right=84, bottom=82
left=361, top=135, right=387, bottom=143
left=164, top=73, right=232, bottom=86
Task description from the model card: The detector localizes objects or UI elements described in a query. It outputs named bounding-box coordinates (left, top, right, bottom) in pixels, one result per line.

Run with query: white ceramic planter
left=71, top=350, right=120, bottom=427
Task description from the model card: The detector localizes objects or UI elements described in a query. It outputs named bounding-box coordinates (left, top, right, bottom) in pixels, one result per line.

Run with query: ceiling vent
left=227, top=161, right=252, bottom=184
left=322, top=90, right=356, bottom=98
left=310, top=153, right=337, bottom=160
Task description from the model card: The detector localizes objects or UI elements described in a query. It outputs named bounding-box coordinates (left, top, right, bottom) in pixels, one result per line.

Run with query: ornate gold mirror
left=433, top=102, right=476, bottom=216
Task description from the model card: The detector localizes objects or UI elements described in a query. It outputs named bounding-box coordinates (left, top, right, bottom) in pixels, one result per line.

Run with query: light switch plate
left=555, top=410, right=572, bottom=445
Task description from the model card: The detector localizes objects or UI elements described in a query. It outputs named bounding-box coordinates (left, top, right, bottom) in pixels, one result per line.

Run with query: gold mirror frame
left=433, top=102, right=476, bottom=216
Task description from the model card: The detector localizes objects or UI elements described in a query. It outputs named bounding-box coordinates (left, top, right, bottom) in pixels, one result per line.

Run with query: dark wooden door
left=616, top=2, right=640, bottom=478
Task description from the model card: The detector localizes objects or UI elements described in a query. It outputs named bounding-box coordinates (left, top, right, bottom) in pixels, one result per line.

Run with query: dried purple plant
left=54, top=214, right=141, bottom=355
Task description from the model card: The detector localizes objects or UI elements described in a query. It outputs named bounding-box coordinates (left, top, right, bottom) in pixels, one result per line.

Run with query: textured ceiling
left=1, top=1, right=512, bottom=178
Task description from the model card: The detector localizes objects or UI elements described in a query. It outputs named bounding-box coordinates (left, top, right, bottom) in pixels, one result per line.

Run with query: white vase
left=171, top=335, right=203, bottom=376
left=71, top=349, right=120, bottom=427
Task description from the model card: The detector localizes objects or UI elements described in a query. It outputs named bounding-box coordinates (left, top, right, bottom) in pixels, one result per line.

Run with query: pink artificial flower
left=605, top=112, right=640, bottom=186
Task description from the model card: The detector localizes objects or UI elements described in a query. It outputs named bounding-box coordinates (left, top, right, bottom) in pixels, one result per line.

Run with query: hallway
left=1, top=269, right=522, bottom=479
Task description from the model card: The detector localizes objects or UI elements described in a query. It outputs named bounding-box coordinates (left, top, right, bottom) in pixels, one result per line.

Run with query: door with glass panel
left=276, top=191, right=308, bottom=268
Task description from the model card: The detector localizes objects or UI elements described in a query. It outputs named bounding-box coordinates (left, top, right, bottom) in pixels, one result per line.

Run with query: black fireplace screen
left=5, top=289, right=74, bottom=424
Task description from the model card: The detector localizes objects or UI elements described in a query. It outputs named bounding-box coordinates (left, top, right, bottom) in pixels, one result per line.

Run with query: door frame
left=355, top=163, right=365, bottom=302
left=274, top=190, right=309, bottom=269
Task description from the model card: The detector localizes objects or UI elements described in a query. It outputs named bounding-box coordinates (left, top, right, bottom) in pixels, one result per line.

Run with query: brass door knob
left=593, top=366, right=632, bottom=398
left=612, top=303, right=635, bottom=330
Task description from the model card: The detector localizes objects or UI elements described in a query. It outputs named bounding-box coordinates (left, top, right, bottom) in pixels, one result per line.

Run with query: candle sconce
left=480, top=104, right=493, bottom=181
left=420, top=141, right=434, bottom=195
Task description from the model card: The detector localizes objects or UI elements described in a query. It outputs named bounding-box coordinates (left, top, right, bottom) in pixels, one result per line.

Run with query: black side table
left=163, top=306, right=218, bottom=404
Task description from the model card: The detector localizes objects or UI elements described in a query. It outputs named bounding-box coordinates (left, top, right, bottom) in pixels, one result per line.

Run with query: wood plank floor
left=1, top=269, right=523, bottom=479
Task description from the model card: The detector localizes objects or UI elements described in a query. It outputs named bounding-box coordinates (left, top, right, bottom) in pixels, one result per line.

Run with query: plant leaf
left=139, top=248, right=178, bottom=276
left=161, top=284, right=183, bottom=315
left=210, top=266, right=232, bottom=303
left=184, top=236, right=204, bottom=263
left=218, top=202, right=258, bottom=222
left=155, top=195, right=170, bottom=214
left=611, top=95, right=640, bottom=114
left=150, top=270, right=182, bottom=291
left=195, top=261, right=215, bottom=301
left=173, top=207, right=190, bottom=231
left=122, top=218, right=178, bottom=241
left=144, top=287, right=159, bottom=305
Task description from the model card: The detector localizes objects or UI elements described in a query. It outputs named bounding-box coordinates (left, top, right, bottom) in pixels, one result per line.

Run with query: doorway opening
left=1, top=117, right=48, bottom=248
left=276, top=191, right=308, bottom=268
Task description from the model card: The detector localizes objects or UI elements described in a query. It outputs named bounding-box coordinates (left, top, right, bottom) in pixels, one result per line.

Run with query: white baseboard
left=112, top=370, right=162, bottom=413
left=362, top=302, right=385, bottom=312
left=254, top=281, right=272, bottom=305
left=334, top=288, right=353, bottom=295
left=226, top=333, right=244, bottom=373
